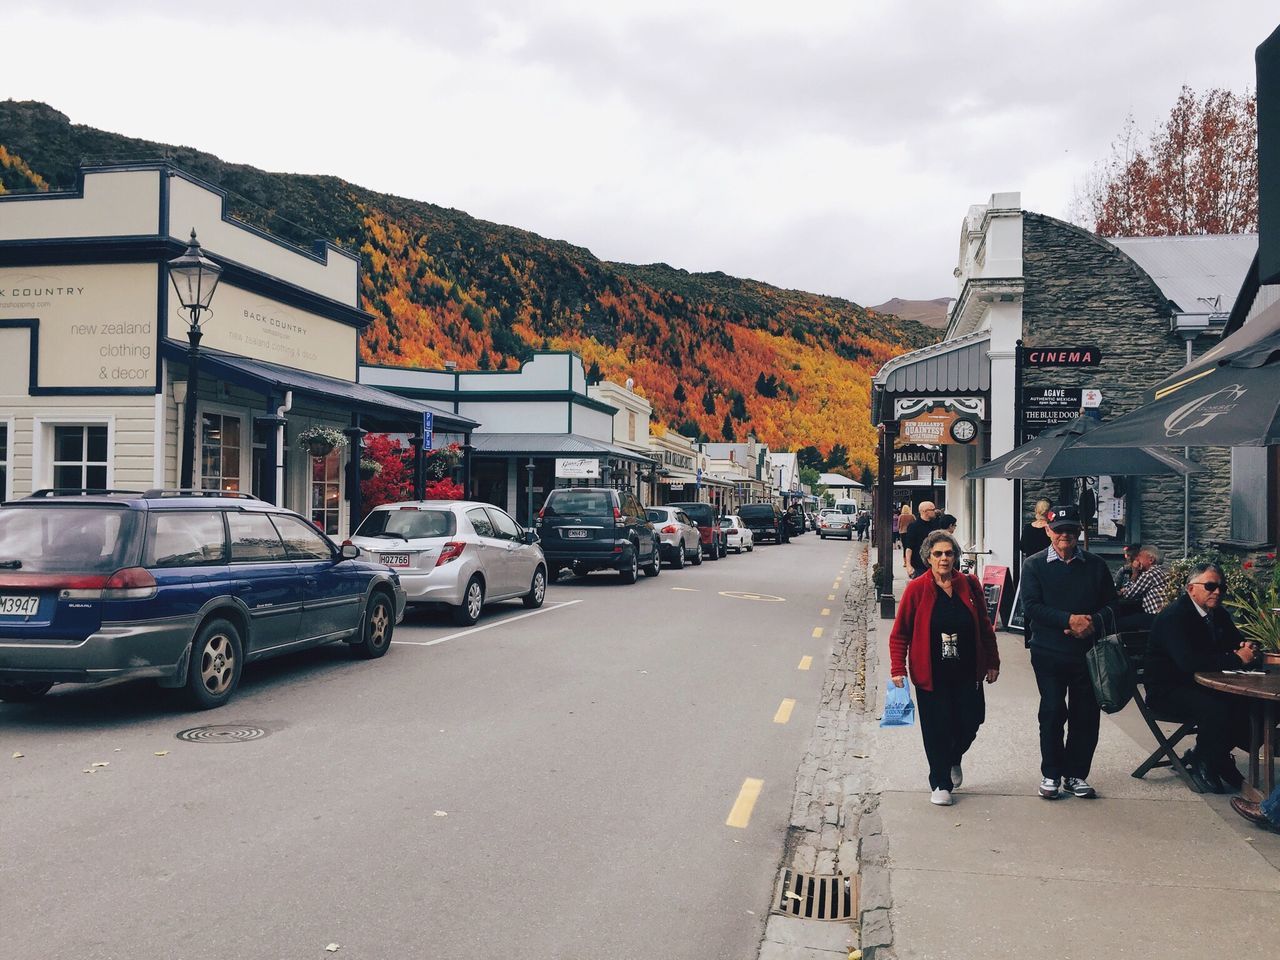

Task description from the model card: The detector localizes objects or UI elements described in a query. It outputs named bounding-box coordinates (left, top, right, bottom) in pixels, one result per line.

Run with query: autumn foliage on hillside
left=0, top=100, right=935, bottom=469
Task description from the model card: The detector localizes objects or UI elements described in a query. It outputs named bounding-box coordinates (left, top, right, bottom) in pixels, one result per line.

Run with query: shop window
left=310, top=450, right=341, bottom=536
left=201, top=412, right=242, bottom=492
left=52, top=425, right=108, bottom=492
left=1230, top=447, right=1279, bottom=545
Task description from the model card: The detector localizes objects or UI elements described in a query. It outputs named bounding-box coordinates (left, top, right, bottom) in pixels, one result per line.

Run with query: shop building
left=872, top=192, right=1253, bottom=581
left=360, top=353, right=655, bottom=524
left=0, top=163, right=467, bottom=534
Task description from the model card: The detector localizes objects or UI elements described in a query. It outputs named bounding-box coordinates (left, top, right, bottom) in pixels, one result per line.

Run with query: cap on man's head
left=1045, top=504, right=1083, bottom=531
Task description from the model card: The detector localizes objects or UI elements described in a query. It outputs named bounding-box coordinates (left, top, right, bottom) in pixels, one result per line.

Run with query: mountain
left=0, top=101, right=935, bottom=467
left=869, top=297, right=952, bottom=330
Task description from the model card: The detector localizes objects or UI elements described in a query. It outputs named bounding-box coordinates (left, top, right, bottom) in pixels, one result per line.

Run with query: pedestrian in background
left=1019, top=504, right=1118, bottom=800
left=1117, top=544, right=1170, bottom=630
left=902, top=501, right=939, bottom=579
left=1019, top=498, right=1052, bottom=558
left=895, top=504, right=914, bottom=545
left=1115, top=543, right=1141, bottom=591
left=889, top=529, right=1001, bottom=807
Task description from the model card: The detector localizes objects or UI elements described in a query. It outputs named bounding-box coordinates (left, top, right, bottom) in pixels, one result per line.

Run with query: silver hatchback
left=645, top=507, right=702, bottom=569
left=351, top=500, right=547, bottom=625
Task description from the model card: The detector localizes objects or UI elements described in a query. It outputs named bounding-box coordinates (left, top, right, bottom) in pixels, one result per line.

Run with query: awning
left=659, top=470, right=698, bottom=485
left=468, top=432, right=657, bottom=465
left=162, top=340, right=475, bottom=429
left=871, top=331, right=990, bottom=424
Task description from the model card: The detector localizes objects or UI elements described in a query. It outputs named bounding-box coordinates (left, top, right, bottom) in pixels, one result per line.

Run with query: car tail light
left=435, top=541, right=465, bottom=566
left=538, top=506, right=546, bottom=519
left=661, top=524, right=678, bottom=534
left=613, top=507, right=622, bottom=520
left=726, top=527, right=738, bottom=535
left=398, top=505, right=420, bottom=510
left=62, top=567, right=157, bottom=600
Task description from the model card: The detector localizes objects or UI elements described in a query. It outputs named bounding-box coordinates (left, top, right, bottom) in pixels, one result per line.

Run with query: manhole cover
left=175, top=724, right=268, bottom=744
left=775, top=869, right=857, bottom=922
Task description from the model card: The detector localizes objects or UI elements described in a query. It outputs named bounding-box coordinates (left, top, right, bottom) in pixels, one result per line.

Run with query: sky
left=3, top=1, right=1275, bottom=305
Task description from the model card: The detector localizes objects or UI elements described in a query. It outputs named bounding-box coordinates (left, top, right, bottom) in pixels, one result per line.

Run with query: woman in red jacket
left=889, top=530, right=1001, bottom=806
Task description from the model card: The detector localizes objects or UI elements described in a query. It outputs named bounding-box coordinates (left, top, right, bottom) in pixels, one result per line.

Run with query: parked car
left=818, top=509, right=853, bottom=540
left=719, top=514, right=754, bottom=554
left=646, top=507, right=702, bottom=568
left=784, top=508, right=806, bottom=537
left=738, top=502, right=790, bottom=544
left=0, top=489, right=405, bottom=709
left=350, top=500, right=546, bottom=626
left=536, top=487, right=660, bottom=583
left=667, top=501, right=727, bottom=559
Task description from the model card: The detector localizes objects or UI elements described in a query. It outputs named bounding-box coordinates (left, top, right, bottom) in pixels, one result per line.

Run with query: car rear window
left=673, top=503, right=714, bottom=525
left=543, top=490, right=613, bottom=517
left=738, top=504, right=776, bottom=520
left=0, top=505, right=140, bottom=573
left=355, top=508, right=456, bottom=540
left=646, top=509, right=669, bottom=523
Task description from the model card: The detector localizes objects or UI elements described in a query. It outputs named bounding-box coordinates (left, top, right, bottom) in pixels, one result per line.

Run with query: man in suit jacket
left=1145, top=561, right=1258, bottom=792
left=1019, top=504, right=1119, bottom=800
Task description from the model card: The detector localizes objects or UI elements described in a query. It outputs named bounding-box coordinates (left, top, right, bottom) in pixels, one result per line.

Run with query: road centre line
left=828, top=594, right=836, bottom=601
left=726, top=778, right=764, bottom=828
left=392, top=600, right=583, bottom=647
left=812, top=627, right=824, bottom=639
left=821, top=608, right=830, bottom=616
left=798, top=656, right=813, bottom=670
left=671, top=586, right=699, bottom=592
left=773, top=699, right=796, bottom=724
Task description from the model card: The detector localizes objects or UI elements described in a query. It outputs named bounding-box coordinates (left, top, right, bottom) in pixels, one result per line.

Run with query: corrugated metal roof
left=818, top=473, right=862, bottom=488
left=469, top=432, right=655, bottom=463
left=1108, top=234, right=1257, bottom=314
left=872, top=330, right=990, bottom=393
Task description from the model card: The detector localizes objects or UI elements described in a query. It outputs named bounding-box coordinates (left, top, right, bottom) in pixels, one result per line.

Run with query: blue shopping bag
left=880, top=677, right=916, bottom=728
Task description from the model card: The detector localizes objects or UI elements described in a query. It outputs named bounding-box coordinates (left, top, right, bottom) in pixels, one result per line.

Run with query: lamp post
left=167, top=230, right=223, bottom=489
left=525, top=459, right=536, bottom=526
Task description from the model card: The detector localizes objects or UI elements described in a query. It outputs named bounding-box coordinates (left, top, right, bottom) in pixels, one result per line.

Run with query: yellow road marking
left=832, top=582, right=841, bottom=590
left=774, top=699, right=796, bottom=724
left=827, top=594, right=836, bottom=601
left=798, top=656, right=813, bottom=670
left=821, top=608, right=830, bottom=617
left=812, top=627, right=824, bottom=639
left=726, top=778, right=764, bottom=828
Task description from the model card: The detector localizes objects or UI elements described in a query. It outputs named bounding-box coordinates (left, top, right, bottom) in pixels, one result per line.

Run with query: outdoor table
left=1194, top=671, right=1280, bottom=793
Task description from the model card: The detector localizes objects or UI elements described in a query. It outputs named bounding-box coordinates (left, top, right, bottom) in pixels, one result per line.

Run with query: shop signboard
left=898, top=406, right=980, bottom=445
left=981, top=564, right=1011, bottom=629
left=555, top=458, right=600, bottom=479
left=1022, top=387, right=1082, bottom=442
left=893, top=444, right=946, bottom=468
left=1023, top=346, right=1102, bottom=366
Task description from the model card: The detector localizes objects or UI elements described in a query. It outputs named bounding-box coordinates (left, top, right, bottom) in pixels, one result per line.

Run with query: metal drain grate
left=175, top=724, right=268, bottom=744
left=775, top=869, right=857, bottom=921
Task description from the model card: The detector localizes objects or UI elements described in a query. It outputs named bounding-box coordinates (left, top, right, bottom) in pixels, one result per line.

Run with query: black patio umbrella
left=1074, top=300, right=1280, bottom=449
left=964, top=415, right=1204, bottom=481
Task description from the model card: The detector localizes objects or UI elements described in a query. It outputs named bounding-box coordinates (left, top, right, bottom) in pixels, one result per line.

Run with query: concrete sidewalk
left=863, top=580, right=1280, bottom=959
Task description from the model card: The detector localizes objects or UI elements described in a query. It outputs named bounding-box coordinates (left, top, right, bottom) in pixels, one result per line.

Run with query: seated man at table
left=1117, top=545, right=1171, bottom=631
left=1145, top=562, right=1258, bottom=792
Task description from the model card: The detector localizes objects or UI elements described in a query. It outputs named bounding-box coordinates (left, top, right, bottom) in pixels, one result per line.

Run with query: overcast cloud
left=3, top=1, right=1275, bottom=304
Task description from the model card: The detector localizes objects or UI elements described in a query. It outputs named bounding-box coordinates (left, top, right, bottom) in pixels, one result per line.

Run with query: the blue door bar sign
left=422, top=411, right=434, bottom=449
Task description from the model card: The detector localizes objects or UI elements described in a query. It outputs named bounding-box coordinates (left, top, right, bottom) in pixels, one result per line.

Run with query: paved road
left=1, top=533, right=864, bottom=960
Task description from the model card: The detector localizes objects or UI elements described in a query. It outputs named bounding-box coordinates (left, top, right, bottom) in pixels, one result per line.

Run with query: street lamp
left=167, top=230, right=223, bottom=489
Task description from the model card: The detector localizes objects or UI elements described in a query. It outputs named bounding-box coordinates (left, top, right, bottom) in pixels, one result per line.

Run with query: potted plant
left=296, top=426, right=349, bottom=459
left=1224, top=552, right=1280, bottom=665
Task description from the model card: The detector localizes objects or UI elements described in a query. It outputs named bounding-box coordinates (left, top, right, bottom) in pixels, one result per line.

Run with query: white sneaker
left=951, top=765, right=963, bottom=790
left=1063, top=777, right=1097, bottom=799
left=930, top=788, right=954, bottom=806
left=1039, top=777, right=1061, bottom=799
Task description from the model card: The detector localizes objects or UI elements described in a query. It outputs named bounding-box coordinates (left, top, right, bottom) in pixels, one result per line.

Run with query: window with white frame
left=52, top=425, right=108, bottom=492
left=201, top=412, right=242, bottom=491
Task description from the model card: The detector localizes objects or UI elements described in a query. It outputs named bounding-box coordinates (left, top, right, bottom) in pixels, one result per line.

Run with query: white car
left=646, top=507, right=703, bottom=568
left=719, top=514, right=755, bottom=553
left=818, top=510, right=853, bottom=540
left=350, top=500, right=547, bottom=625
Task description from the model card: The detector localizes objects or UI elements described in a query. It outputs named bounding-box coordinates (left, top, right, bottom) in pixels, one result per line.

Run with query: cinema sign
left=1023, top=345, right=1102, bottom=367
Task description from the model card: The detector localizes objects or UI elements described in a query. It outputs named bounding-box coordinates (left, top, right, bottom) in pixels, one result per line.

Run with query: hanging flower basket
left=296, top=426, right=349, bottom=459
left=359, top=458, right=383, bottom=479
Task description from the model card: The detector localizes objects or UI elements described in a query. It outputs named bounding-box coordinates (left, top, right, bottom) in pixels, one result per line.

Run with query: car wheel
left=353, top=592, right=394, bottom=659
left=620, top=545, right=639, bottom=583
left=746, top=543, right=754, bottom=552
left=691, top=545, right=703, bottom=566
left=453, top=576, right=485, bottom=625
left=572, top=562, right=590, bottom=578
left=0, top=681, right=53, bottom=703
left=671, top=545, right=685, bottom=569
left=644, top=546, right=661, bottom=578
left=184, top=618, right=243, bottom=710
left=522, top=566, right=547, bottom=609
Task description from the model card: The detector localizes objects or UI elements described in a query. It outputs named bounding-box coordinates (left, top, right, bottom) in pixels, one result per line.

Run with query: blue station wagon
left=0, top=490, right=406, bottom=709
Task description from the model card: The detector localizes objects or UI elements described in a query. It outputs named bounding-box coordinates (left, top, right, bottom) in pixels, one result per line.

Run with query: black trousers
left=916, top=680, right=986, bottom=790
left=1031, top=652, right=1101, bottom=781
left=1148, top=684, right=1250, bottom=769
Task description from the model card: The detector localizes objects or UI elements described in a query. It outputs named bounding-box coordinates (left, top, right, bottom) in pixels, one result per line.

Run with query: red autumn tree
left=1073, top=85, right=1258, bottom=237
left=360, top=433, right=413, bottom=510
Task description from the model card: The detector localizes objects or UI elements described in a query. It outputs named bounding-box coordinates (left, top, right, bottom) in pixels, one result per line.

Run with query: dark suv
left=667, top=501, right=727, bottom=560
left=738, top=502, right=790, bottom=544
left=0, top=490, right=405, bottom=709
left=536, top=487, right=660, bottom=583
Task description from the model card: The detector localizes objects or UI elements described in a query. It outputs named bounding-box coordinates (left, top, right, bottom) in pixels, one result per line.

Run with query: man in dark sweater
left=902, top=501, right=939, bottom=578
left=1019, top=504, right=1119, bottom=800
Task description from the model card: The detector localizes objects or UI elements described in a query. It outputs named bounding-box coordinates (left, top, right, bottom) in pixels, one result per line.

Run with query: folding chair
left=1122, top=631, right=1203, bottom=793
